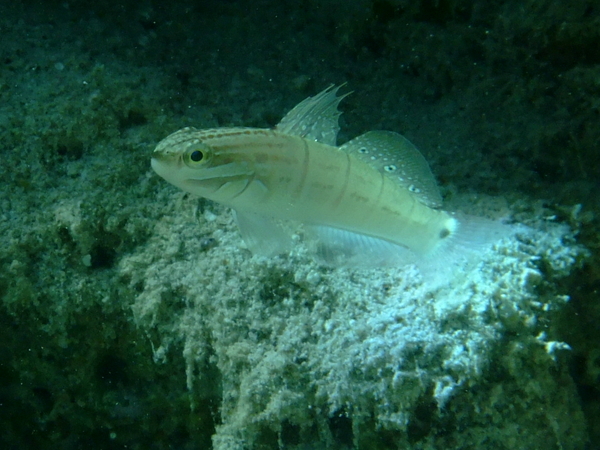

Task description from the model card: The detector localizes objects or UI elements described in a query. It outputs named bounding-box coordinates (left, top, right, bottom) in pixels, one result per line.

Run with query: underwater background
left=0, top=0, right=599, bottom=449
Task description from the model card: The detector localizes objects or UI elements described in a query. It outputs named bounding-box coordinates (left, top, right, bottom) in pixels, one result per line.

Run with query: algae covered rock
left=120, top=200, right=588, bottom=449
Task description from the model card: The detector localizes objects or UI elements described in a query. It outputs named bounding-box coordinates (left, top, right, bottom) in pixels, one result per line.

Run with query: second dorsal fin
left=340, top=130, right=443, bottom=208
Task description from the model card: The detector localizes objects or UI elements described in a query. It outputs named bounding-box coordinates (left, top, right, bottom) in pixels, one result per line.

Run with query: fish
left=152, top=85, right=506, bottom=270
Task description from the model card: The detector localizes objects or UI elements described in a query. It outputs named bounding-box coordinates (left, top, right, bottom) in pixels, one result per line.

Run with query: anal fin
left=307, top=225, right=418, bottom=267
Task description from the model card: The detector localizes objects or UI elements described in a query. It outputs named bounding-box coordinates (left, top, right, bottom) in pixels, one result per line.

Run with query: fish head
left=151, top=127, right=255, bottom=201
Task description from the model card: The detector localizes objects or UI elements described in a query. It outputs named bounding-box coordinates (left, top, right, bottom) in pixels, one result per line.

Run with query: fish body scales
left=234, top=131, right=455, bottom=256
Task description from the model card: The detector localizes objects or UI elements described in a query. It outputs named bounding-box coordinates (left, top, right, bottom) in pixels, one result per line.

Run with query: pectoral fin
left=234, top=211, right=293, bottom=257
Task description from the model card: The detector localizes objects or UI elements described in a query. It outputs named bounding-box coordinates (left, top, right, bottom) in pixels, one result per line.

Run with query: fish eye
left=184, top=143, right=212, bottom=168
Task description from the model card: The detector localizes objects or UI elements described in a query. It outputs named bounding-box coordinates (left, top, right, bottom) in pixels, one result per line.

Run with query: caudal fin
left=417, top=213, right=514, bottom=284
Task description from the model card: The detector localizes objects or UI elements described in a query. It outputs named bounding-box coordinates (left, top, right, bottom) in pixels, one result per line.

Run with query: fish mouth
left=184, top=162, right=255, bottom=181
left=150, top=155, right=168, bottom=173
left=152, top=156, right=253, bottom=182
left=151, top=156, right=177, bottom=177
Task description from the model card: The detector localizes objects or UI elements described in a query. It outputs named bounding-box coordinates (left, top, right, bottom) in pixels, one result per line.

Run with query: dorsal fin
left=340, top=130, right=443, bottom=208
left=275, top=84, right=350, bottom=146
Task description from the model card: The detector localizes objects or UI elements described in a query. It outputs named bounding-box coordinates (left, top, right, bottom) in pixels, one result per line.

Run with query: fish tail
left=417, top=212, right=513, bottom=284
